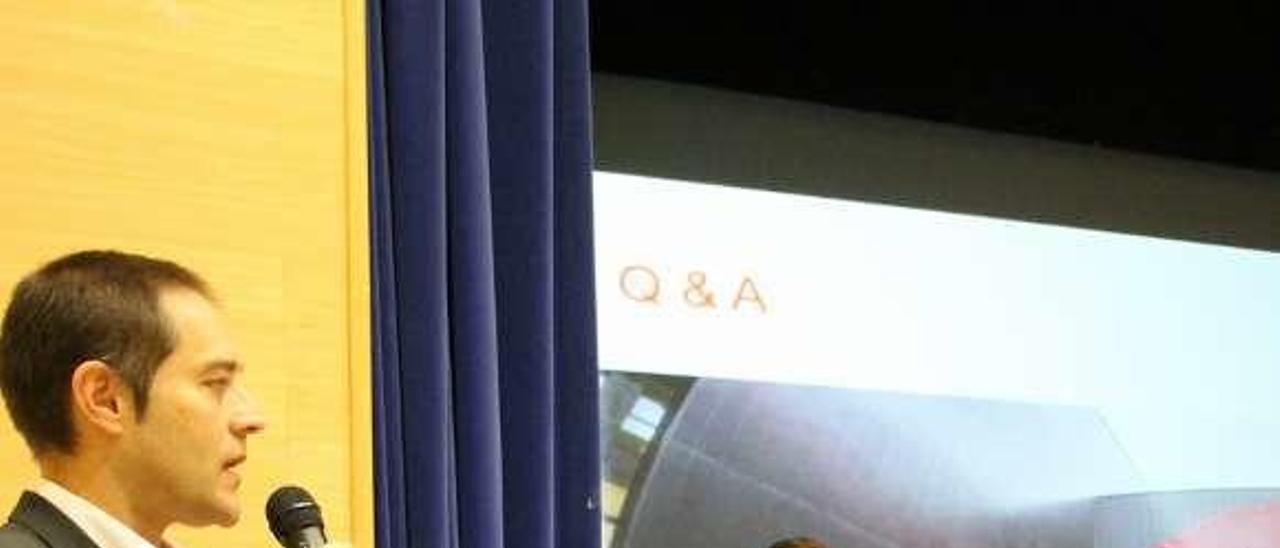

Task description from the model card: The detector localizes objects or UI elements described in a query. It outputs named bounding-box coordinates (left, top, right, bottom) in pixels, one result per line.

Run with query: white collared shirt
left=34, top=480, right=176, bottom=548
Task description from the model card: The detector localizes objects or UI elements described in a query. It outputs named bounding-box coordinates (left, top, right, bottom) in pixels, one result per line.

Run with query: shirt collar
left=34, top=480, right=176, bottom=548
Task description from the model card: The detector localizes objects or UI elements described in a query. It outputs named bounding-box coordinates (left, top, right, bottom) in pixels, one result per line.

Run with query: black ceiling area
left=589, top=1, right=1280, bottom=174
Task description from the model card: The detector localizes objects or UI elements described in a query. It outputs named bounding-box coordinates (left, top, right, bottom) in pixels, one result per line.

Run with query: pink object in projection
left=1154, top=501, right=1280, bottom=548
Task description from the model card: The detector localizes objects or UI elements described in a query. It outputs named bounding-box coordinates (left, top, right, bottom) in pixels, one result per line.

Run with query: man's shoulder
left=0, top=492, right=98, bottom=548
left=0, top=521, right=46, bottom=548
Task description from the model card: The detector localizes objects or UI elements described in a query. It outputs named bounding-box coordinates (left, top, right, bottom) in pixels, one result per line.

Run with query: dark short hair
left=769, top=537, right=829, bottom=548
left=0, top=250, right=211, bottom=454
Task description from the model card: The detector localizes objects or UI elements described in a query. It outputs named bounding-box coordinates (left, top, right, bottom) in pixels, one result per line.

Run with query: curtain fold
left=367, top=0, right=599, bottom=546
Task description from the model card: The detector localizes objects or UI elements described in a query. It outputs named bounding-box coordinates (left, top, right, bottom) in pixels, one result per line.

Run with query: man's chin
left=215, top=510, right=240, bottom=527
left=214, top=501, right=241, bottom=527
left=177, top=509, right=238, bottom=529
left=190, top=497, right=240, bottom=528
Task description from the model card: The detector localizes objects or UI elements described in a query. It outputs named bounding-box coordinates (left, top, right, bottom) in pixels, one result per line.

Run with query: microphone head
left=266, top=485, right=325, bottom=546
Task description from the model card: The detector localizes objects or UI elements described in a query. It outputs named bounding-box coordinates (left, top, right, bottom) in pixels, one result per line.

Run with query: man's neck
left=39, top=454, right=169, bottom=546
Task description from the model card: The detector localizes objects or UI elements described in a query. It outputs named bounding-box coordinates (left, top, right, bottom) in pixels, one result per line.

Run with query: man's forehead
left=158, top=287, right=240, bottom=367
left=158, top=286, right=218, bottom=315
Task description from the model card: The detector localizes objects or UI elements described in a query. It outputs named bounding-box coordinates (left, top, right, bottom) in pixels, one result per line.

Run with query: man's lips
left=223, top=455, right=246, bottom=488
left=224, top=455, right=246, bottom=469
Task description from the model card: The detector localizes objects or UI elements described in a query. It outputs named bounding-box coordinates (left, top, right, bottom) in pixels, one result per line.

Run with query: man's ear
left=68, top=360, right=130, bottom=436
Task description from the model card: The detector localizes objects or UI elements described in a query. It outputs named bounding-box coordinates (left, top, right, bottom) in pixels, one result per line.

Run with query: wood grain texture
left=0, top=1, right=371, bottom=546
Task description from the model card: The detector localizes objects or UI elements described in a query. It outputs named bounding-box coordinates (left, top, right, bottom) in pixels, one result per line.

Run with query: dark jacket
left=0, top=492, right=100, bottom=548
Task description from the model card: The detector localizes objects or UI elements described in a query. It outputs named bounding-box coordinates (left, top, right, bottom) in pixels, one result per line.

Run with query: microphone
left=266, top=486, right=328, bottom=548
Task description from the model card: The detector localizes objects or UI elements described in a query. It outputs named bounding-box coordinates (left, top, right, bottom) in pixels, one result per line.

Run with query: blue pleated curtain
left=366, top=0, right=600, bottom=545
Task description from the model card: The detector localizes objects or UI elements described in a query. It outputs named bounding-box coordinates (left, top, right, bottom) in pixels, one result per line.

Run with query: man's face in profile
left=114, top=288, right=265, bottom=527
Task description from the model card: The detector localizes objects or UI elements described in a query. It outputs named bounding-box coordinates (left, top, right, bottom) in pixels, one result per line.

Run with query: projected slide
left=593, top=171, right=1280, bottom=548
left=602, top=372, right=1280, bottom=548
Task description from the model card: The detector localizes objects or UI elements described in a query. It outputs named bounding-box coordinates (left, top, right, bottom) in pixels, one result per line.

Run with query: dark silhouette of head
left=769, top=536, right=829, bottom=548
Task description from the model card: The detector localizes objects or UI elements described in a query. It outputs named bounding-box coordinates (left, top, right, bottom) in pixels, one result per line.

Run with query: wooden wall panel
left=0, top=1, right=370, bottom=546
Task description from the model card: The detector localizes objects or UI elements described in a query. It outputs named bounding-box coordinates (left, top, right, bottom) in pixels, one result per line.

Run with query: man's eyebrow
left=199, top=360, right=242, bottom=375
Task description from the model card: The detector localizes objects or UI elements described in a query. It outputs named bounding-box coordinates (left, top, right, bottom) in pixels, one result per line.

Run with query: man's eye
left=204, top=378, right=232, bottom=390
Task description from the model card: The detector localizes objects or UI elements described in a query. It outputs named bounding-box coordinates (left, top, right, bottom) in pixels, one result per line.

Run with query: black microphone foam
left=266, top=485, right=327, bottom=548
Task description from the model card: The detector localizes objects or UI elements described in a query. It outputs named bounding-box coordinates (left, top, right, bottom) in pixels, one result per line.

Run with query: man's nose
left=230, top=387, right=267, bottom=436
